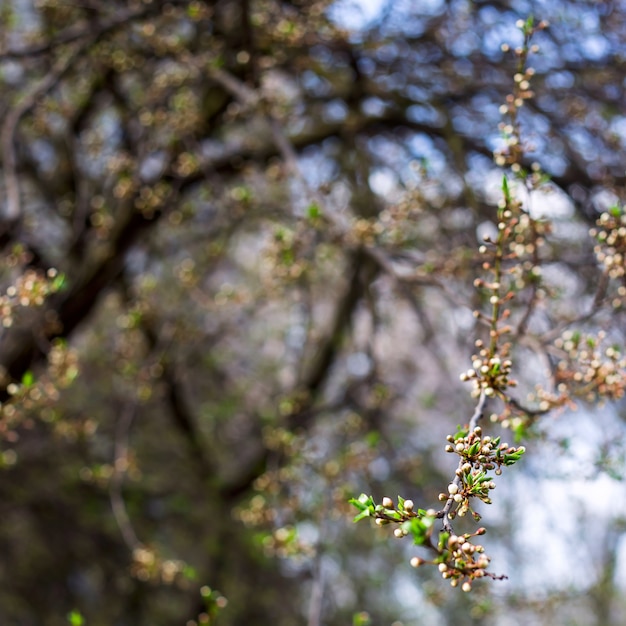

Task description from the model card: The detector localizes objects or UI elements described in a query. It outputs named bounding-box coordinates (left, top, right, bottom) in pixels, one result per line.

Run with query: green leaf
left=453, top=424, right=468, bottom=440
left=365, top=431, right=380, bottom=447
left=307, top=203, right=321, bottom=219
left=502, top=175, right=510, bottom=200
left=438, top=531, right=450, bottom=551
left=352, top=611, right=371, bottom=626
left=21, top=371, right=34, bottom=387
left=468, top=441, right=481, bottom=456
left=349, top=494, right=375, bottom=522
left=404, top=515, right=434, bottom=546
left=350, top=494, right=373, bottom=511
left=67, top=611, right=84, bottom=626
left=521, top=14, right=534, bottom=34
left=52, top=273, right=67, bottom=292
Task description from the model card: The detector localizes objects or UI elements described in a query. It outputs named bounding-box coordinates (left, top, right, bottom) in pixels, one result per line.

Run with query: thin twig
left=439, top=390, right=488, bottom=533
left=110, top=402, right=141, bottom=550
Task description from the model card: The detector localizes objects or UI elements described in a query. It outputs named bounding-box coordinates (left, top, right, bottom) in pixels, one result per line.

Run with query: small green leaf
left=502, top=175, right=510, bottom=200
left=454, top=424, right=468, bottom=440
left=307, top=203, right=321, bottom=219
left=352, top=611, right=371, bottom=626
left=21, top=371, right=34, bottom=387
left=468, top=441, right=481, bottom=456
left=438, top=531, right=450, bottom=551
left=52, top=273, right=67, bottom=292
left=67, top=611, right=84, bottom=626
left=404, top=515, right=434, bottom=546
left=350, top=509, right=371, bottom=522
left=365, top=431, right=380, bottom=447
left=349, top=494, right=375, bottom=522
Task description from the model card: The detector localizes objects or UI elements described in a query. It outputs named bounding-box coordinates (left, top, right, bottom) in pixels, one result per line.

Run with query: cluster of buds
left=410, top=528, right=495, bottom=591
left=345, top=192, right=423, bottom=249
left=460, top=342, right=515, bottom=398
left=261, top=224, right=312, bottom=285
left=590, top=207, right=626, bottom=281
left=350, top=18, right=546, bottom=593
left=553, top=331, right=626, bottom=403
left=1, top=268, right=63, bottom=329
left=346, top=217, right=385, bottom=247
left=507, top=213, right=549, bottom=268
left=442, top=426, right=525, bottom=519
left=374, top=495, right=427, bottom=526
left=130, top=545, right=186, bottom=584
left=495, top=17, right=548, bottom=172
left=350, top=487, right=510, bottom=590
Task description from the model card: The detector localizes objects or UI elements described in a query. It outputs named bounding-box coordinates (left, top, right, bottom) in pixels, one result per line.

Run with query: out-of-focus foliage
left=0, top=0, right=625, bottom=625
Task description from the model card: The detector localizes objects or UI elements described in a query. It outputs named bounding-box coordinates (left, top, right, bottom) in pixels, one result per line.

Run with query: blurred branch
left=0, top=2, right=183, bottom=60
left=141, top=317, right=215, bottom=480
left=1, top=39, right=93, bottom=222
left=110, top=402, right=142, bottom=550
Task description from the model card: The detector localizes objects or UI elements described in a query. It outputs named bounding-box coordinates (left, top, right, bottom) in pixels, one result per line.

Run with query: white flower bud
left=382, top=497, right=393, bottom=508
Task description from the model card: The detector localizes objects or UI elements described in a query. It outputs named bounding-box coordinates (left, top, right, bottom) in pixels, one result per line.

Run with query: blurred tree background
left=1, top=0, right=626, bottom=624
